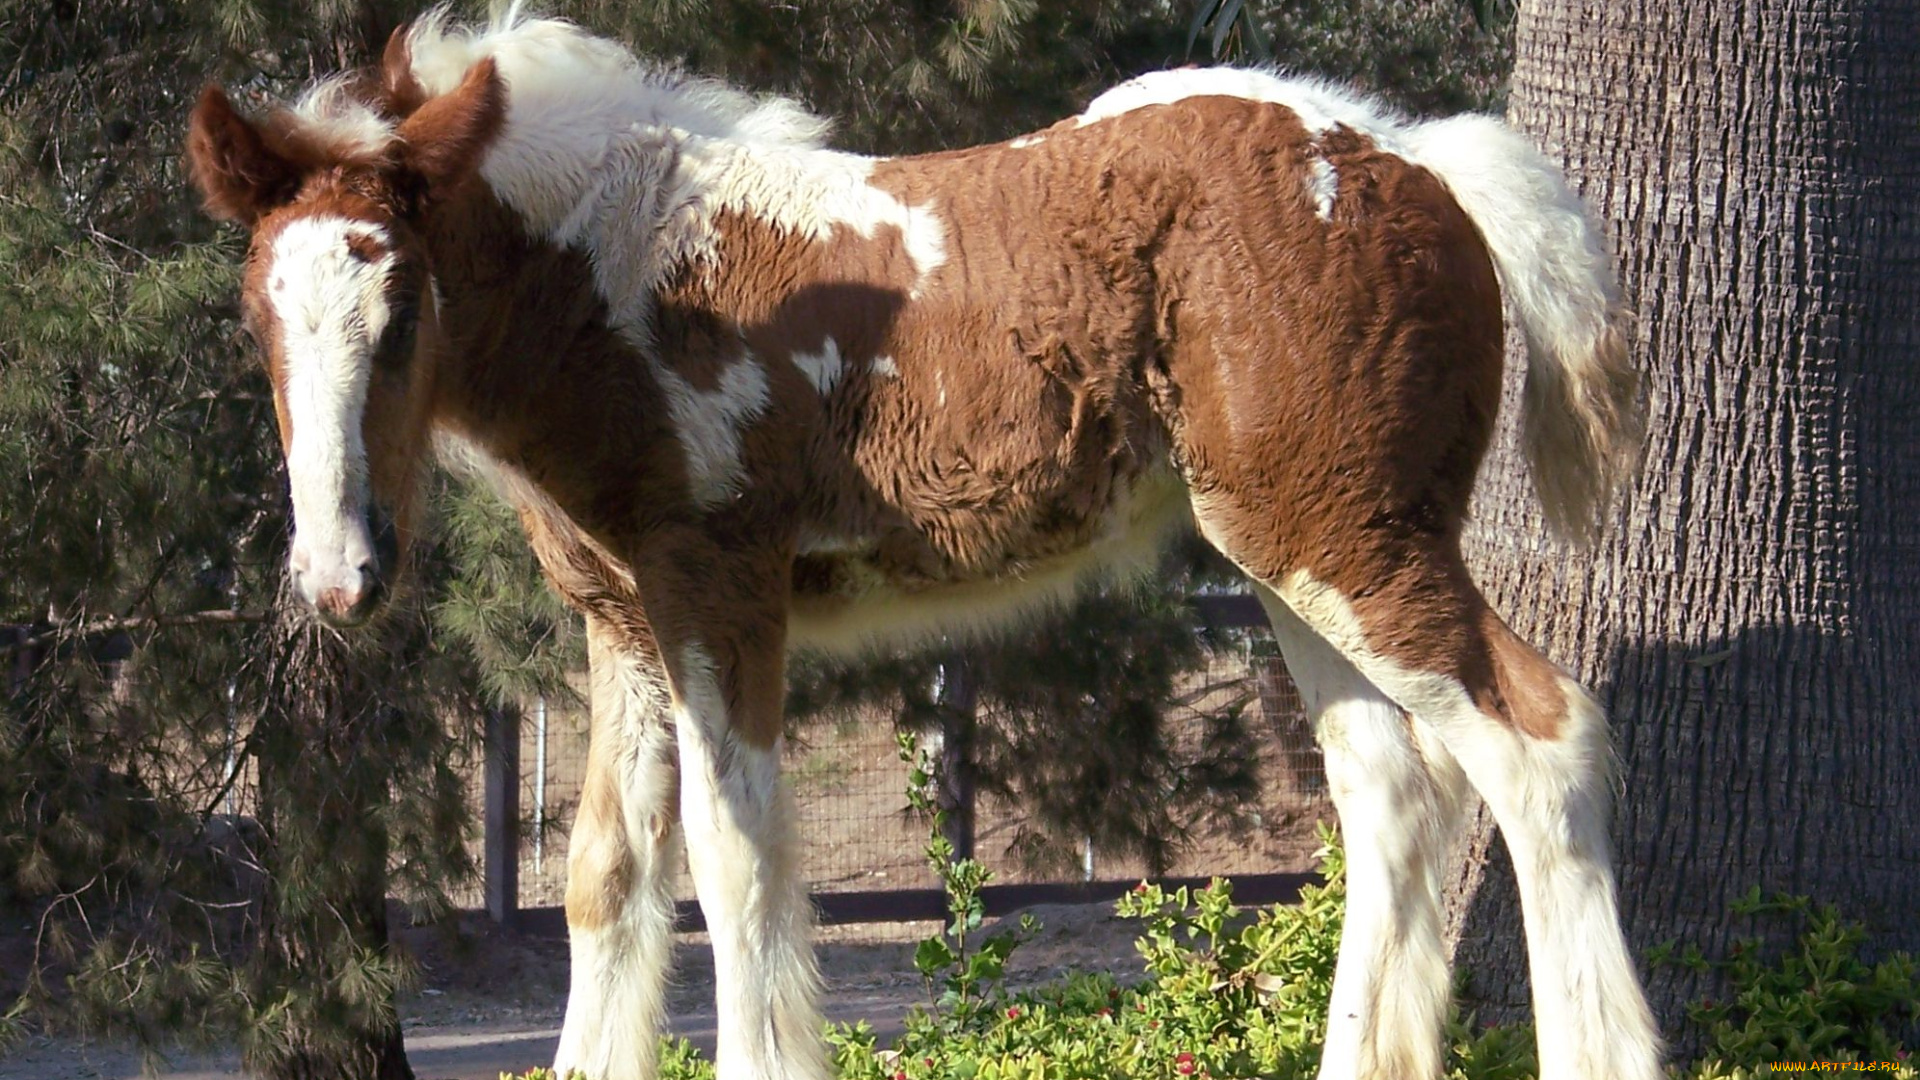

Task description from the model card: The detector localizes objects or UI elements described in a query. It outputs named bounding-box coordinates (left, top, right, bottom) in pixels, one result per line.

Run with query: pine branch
left=6, top=609, right=270, bottom=654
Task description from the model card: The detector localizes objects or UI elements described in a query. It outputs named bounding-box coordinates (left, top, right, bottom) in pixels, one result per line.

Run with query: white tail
left=1409, top=115, right=1644, bottom=544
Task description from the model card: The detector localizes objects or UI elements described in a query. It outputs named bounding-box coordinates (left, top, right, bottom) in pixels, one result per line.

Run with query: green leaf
left=914, top=938, right=958, bottom=977
left=1211, top=0, right=1244, bottom=58
left=1184, top=0, right=1221, bottom=59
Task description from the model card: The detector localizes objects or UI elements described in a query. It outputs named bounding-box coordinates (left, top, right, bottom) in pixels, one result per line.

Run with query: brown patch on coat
left=410, top=191, right=802, bottom=749
left=1094, top=97, right=1562, bottom=738
left=1475, top=611, right=1571, bottom=739
left=422, top=189, right=693, bottom=543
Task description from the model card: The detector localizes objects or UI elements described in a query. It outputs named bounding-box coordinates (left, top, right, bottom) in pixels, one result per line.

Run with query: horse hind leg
left=555, top=620, right=683, bottom=1080
left=1257, top=588, right=1468, bottom=1080
left=1269, top=558, right=1661, bottom=1080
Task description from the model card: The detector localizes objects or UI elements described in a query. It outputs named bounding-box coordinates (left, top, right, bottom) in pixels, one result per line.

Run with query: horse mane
left=273, top=5, right=830, bottom=175
left=404, top=5, right=830, bottom=150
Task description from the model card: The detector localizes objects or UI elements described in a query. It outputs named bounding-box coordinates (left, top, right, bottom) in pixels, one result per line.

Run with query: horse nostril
left=316, top=586, right=355, bottom=618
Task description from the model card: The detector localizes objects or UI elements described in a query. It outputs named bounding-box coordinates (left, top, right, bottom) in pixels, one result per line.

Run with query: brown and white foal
left=187, top=11, right=1657, bottom=1080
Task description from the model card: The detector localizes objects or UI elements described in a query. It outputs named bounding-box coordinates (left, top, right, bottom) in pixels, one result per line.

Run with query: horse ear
left=381, top=22, right=428, bottom=116
left=395, top=58, right=504, bottom=207
left=186, top=85, right=301, bottom=224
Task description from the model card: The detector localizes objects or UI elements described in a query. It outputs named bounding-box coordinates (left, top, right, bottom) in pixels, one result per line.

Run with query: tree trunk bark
left=1452, top=0, right=1920, bottom=1046
left=247, top=599, right=416, bottom=1080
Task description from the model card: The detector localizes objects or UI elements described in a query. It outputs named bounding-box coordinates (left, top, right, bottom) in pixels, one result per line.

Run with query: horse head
left=185, top=47, right=502, bottom=626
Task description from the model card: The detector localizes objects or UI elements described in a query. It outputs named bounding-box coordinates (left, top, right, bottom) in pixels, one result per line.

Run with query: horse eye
left=373, top=297, right=419, bottom=370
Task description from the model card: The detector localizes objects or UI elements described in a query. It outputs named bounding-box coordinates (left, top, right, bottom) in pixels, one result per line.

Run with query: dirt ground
left=0, top=901, right=1151, bottom=1080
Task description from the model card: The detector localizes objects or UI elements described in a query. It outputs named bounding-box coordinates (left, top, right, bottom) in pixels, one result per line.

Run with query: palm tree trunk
left=1452, top=0, right=1920, bottom=1044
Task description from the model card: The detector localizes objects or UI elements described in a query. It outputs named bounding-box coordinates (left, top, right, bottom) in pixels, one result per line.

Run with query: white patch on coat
left=676, top=142, right=947, bottom=295
left=870, top=355, right=900, bottom=378
left=651, top=356, right=771, bottom=509
left=1079, top=69, right=1410, bottom=153
left=671, top=645, right=829, bottom=1079
left=791, top=338, right=846, bottom=395
left=1257, top=589, right=1459, bottom=1080
left=268, top=216, right=394, bottom=604
left=1007, top=134, right=1045, bottom=149
left=552, top=135, right=959, bottom=305
left=403, top=9, right=827, bottom=238
left=1307, top=156, right=1338, bottom=220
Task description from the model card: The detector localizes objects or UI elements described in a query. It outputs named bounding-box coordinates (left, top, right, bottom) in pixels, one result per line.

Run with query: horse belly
left=785, top=467, right=1191, bottom=657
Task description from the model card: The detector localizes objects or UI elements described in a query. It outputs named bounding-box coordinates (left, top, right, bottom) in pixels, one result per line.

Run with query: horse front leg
left=643, top=546, right=827, bottom=1080
left=554, top=615, right=682, bottom=1080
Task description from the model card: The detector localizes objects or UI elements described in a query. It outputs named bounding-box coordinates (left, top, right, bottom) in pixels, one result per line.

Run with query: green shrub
left=1654, top=888, right=1918, bottom=1077
left=503, top=770, right=1915, bottom=1080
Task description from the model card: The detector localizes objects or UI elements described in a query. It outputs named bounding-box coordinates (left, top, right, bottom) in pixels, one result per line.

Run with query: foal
left=187, top=11, right=1657, bottom=1080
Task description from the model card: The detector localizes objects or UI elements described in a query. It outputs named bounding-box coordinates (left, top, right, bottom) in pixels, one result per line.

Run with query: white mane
left=286, top=76, right=394, bottom=158
left=284, top=6, right=832, bottom=235
left=404, top=6, right=828, bottom=151
left=403, top=6, right=830, bottom=236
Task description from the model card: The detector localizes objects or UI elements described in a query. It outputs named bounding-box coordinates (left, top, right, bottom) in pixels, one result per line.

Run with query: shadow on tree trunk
left=1449, top=622, right=1920, bottom=1059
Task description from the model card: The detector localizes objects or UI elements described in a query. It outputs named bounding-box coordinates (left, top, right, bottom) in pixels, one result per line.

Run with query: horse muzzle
left=290, top=508, right=399, bottom=628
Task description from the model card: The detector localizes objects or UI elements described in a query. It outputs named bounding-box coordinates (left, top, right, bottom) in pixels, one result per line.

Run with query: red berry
left=1175, top=1052, right=1198, bottom=1075
left=1006, top=1006, right=1021, bottom=1019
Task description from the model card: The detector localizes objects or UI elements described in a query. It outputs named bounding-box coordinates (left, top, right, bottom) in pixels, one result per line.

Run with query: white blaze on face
left=268, top=216, right=397, bottom=615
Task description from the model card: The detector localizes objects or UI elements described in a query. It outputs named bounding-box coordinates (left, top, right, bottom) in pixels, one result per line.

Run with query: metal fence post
left=483, top=703, right=520, bottom=928
left=936, top=652, right=977, bottom=862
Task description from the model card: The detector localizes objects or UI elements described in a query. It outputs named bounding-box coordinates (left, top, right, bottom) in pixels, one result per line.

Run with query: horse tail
left=1407, top=114, right=1643, bottom=545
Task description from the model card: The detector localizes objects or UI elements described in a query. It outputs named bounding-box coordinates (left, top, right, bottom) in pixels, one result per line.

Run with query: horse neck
left=418, top=184, right=670, bottom=502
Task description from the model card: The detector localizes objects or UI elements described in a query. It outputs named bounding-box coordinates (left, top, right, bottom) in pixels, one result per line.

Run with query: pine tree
left=0, top=3, right=482, bottom=1076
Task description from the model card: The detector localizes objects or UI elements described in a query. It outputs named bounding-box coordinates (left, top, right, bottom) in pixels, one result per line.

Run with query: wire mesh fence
left=445, top=631, right=1332, bottom=917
